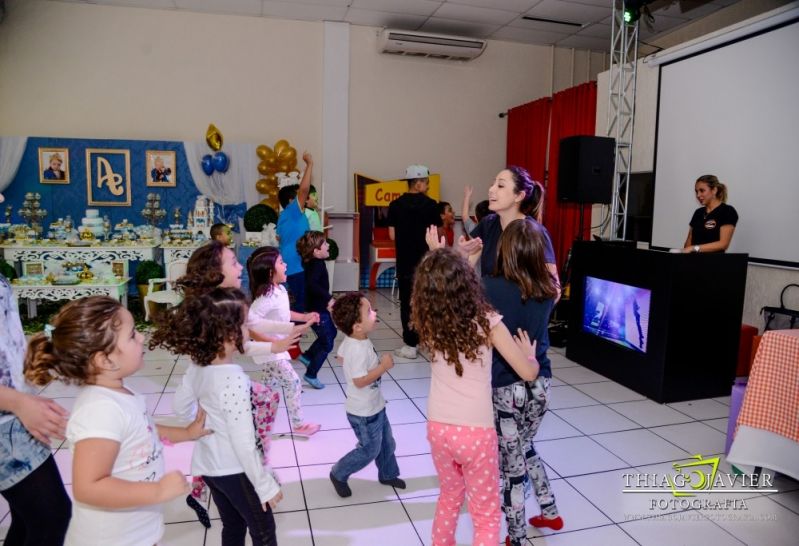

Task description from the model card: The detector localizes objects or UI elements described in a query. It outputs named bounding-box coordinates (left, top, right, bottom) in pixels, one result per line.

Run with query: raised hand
left=425, top=225, right=445, bottom=250
left=457, top=235, right=482, bottom=257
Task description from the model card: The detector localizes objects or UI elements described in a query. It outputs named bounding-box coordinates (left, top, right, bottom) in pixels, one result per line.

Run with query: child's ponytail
left=24, top=333, right=60, bottom=386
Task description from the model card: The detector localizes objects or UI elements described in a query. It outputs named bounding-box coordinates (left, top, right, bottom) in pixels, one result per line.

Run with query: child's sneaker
left=529, top=514, right=564, bottom=530
left=393, top=345, right=418, bottom=359
left=293, top=422, right=320, bottom=436
left=298, top=353, right=311, bottom=367
left=329, top=472, right=352, bottom=497
left=379, top=477, right=406, bottom=489
left=303, top=375, right=325, bottom=389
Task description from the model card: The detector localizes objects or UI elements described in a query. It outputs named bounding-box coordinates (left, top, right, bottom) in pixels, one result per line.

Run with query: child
left=329, top=293, right=405, bottom=497
left=152, top=287, right=283, bottom=545
left=304, top=185, right=323, bottom=231
left=437, top=201, right=455, bottom=247
left=276, top=151, right=314, bottom=311
left=485, top=220, right=563, bottom=545
left=0, top=269, right=71, bottom=545
left=461, top=185, right=490, bottom=236
left=411, top=248, right=538, bottom=546
left=23, top=296, right=209, bottom=546
left=296, top=231, right=337, bottom=390
left=247, top=246, right=321, bottom=436
left=210, top=222, right=232, bottom=246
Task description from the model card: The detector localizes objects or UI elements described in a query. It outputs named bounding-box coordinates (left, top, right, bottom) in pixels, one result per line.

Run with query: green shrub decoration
left=0, top=258, right=16, bottom=280
left=326, top=238, right=339, bottom=261
left=135, top=260, right=165, bottom=285
left=244, top=204, right=278, bottom=232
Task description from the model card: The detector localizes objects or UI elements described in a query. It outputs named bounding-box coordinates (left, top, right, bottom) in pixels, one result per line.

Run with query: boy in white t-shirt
left=329, top=293, right=405, bottom=497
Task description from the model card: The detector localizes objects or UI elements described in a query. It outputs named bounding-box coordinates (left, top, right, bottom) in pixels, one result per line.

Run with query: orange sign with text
left=363, top=175, right=441, bottom=207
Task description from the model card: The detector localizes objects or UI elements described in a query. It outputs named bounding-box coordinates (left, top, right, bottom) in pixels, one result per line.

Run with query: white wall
left=0, top=0, right=608, bottom=213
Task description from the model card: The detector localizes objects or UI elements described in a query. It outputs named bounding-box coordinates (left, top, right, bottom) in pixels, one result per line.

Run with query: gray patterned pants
left=493, top=377, right=558, bottom=545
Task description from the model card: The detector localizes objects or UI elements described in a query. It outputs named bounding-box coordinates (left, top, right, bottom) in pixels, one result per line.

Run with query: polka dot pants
left=427, top=421, right=500, bottom=546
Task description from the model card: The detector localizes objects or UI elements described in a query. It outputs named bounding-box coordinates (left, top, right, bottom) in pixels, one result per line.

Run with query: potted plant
left=135, top=260, right=165, bottom=314
left=325, top=237, right=339, bottom=292
left=0, top=258, right=16, bottom=281
left=243, top=204, right=278, bottom=243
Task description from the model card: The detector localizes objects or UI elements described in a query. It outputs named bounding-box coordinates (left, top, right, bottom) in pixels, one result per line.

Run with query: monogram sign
left=86, top=149, right=131, bottom=206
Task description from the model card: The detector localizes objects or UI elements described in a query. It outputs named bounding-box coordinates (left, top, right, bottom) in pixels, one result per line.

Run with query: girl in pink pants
left=411, top=248, right=539, bottom=546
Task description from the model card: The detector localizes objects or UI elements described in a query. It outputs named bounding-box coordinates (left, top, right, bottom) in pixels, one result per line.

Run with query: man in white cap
left=387, top=165, right=441, bottom=359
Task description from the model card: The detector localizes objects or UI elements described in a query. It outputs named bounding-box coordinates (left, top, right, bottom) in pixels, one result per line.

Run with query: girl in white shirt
left=155, top=287, right=283, bottom=546
left=23, top=296, right=209, bottom=546
left=246, top=246, right=320, bottom=436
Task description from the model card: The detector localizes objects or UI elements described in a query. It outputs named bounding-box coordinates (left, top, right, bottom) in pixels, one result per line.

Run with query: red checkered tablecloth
left=737, top=329, right=799, bottom=442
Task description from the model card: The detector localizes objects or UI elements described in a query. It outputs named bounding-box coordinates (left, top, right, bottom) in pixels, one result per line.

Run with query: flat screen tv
left=582, top=276, right=651, bottom=353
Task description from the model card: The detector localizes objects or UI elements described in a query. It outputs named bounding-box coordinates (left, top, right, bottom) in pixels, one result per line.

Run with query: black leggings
left=203, top=473, right=276, bottom=546
left=0, top=455, right=71, bottom=546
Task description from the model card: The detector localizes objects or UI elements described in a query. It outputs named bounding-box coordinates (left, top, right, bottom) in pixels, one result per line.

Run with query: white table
left=1, top=243, right=158, bottom=263
left=161, top=243, right=204, bottom=264
left=12, top=278, right=130, bottom=318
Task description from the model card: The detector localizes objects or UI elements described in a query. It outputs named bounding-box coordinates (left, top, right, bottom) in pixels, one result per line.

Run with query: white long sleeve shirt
left=247, top=287, right=293, bottom=363
left=173, top=362, right=279, bottom=504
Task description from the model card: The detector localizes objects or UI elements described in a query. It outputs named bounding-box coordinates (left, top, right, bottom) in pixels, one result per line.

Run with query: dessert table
left=1, top=242, right=158, bottom=264
left=11, top=277, right=131, bottom=318
left=727, top=329, right=799, bottom=481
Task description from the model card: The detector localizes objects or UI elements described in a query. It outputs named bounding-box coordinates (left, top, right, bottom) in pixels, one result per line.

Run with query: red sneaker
left=529, top=514, right=564, bottom=530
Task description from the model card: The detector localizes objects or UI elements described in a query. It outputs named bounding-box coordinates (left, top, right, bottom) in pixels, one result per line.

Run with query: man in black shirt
left=387, top=165, right=441, bottom=359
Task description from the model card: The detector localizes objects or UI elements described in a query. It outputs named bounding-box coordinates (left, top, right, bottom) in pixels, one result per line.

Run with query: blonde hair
left=696, top=174, right=728, bottom=203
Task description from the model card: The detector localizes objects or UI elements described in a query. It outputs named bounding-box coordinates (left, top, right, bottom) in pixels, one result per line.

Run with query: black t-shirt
left=483, top=276, right=553, bottom=387
left=387, top=192, right=441, bottom=276
left=689, top=203, right=738, bottom=246
left=470, top=214, right=556, bottom=276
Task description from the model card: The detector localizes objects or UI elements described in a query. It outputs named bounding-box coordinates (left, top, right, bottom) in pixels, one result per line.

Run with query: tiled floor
left=2, top=289, right=798, bottom=545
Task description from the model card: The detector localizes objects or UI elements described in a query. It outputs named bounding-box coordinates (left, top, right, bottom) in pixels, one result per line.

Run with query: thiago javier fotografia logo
left=622, top=454, right=778, bottom=514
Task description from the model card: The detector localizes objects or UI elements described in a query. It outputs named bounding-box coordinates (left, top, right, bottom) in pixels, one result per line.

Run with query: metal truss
left=606, top=1, right=640, bottom=240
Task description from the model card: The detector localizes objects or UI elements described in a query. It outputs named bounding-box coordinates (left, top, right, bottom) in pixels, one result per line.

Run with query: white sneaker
left=394, top=345, right=418, bottom=359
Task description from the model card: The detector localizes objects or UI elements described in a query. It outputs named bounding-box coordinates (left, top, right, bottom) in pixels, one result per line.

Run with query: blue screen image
left=582, top=276, right=651, bottom=354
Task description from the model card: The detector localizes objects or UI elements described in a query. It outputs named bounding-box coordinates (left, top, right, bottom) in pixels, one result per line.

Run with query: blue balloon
left=201, top=154, right=214, bottom=175
left=212, top=151, right=230, bottom=173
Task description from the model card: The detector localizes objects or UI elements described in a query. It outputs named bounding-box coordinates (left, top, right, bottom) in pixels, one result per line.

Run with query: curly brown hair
left=410, top=248, right=494, bottom=376
left=149, top=287, right=248, bottom=366
left=176, top=240, right=227, bottom=298
left=296, top=231, right=326, bottom=263
left=495, top=219, right=558, bottom=302
left=24, top=296, right=124, bottom=386
left=331, top=292, right=365, bottom=336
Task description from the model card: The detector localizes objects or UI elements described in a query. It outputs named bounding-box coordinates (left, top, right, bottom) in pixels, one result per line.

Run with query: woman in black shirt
left=683, top=174, right=738, bottom=253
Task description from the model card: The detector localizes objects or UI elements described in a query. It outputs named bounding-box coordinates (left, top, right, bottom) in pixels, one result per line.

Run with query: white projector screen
left=652, top=20, right=799, bottom=266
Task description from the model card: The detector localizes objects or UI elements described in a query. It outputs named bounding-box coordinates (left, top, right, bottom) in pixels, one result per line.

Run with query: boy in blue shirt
left=276, top=151, right=313, bottom=311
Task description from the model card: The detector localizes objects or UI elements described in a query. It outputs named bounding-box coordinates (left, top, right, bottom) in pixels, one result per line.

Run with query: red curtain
left=543, top=81, right=598, bottom=269
left=506, top=97, right=551, bottom=184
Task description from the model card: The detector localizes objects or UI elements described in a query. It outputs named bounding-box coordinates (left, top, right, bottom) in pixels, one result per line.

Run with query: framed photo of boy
left=110, top=260, right=128, bottom=279
left=22, top=261, right=44, bottom=277
left=39, top=148, right=70, bottom=184
left=146, top=150, right=176, bottom=187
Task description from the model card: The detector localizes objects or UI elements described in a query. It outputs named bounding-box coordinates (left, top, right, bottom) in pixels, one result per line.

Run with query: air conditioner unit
left=378, top=29, right=486, bottom=61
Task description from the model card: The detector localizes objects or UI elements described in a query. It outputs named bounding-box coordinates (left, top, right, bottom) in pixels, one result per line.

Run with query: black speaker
left=557, top=136, right=615, bottom=204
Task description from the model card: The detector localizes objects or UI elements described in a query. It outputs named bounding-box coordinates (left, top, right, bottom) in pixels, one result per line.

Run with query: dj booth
left=565, top=241, right=748, bottom=403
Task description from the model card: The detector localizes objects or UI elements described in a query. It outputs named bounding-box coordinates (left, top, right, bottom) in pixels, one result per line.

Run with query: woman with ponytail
left=683, top=174, right=738, bottom=253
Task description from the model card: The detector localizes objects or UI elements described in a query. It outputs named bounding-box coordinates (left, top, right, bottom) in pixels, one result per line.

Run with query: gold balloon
left=256, top=145, right=272, bottom=160
left=265, top=173, right=278, bottom=185
left=257, top=161, right=270, bottom=176
left=261, top=196, right=279, bottom=209
left=265, top=156, right=277, bottom=168
left=287, top=158, right=298, bottom=171
left=277, top=160, right=290, bottom=173
left=206, top=124, right=223, bottom=151
left=274, top=139, right=290, bottom=155
left=256, top=179, right=270, bottom=193
left=278, top=147, right=296, bottom=162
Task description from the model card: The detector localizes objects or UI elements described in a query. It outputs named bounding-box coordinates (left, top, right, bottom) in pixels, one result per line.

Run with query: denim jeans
left=304, top=310, right=336, bottom=378
left=331, top=408, right=400, bottom=482
left=203, top=473, right=276, bottom=546
left=285, top=272, right=305, bottom=312
left=0, top=455, right=71, bottom=546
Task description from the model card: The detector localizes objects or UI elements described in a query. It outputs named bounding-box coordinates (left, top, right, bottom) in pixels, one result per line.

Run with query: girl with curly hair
left=410, top=248, right=539, bottom=546
left=24, top=296, right=210, bottom=546
left=151, top=287, right=283, bottom=545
